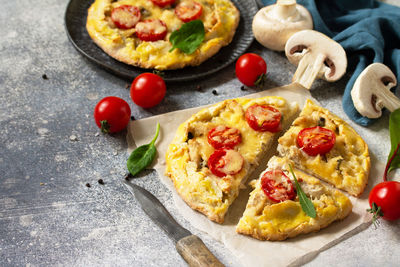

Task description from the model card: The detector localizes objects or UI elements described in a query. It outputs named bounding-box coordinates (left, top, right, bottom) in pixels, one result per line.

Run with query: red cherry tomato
left=261, top=169, right=296, bottom=203
left=111, top=5, right=141, bottom=29
left=369, top=181, right=400, bottom=221
left=235, top=53, right=267, bottom=87
left=245, top=104, right=281, bottom=132
left=207, top=126, right=241, bottom=149
left=208, top=149, right=244, bottom=177
left=130, top=73, right=166, bottom=108
left=94, top=96, right=131, bottom=133
left=175, top=1, right=203, bottom=22
left=135, top=19, right=167, bottom=42
left=150, top=0, right=176, bottom=7
left=297, top=126, right=336, bottom=156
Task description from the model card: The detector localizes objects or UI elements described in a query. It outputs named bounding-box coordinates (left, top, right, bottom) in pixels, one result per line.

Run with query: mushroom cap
left=252, top=2, right=313, bottom=51
left=351, top=63, right=398, bottom=118
left=285, top=30, right=347, bottom=82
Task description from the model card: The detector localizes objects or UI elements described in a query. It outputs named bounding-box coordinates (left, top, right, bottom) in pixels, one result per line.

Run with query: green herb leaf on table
left=289, top=164, right=317, bottom=218
left=387, top=108, right=400, bottom=175
left=169, top=20, right=205, bottom=54
left=127, top=123, right=160, bottom=177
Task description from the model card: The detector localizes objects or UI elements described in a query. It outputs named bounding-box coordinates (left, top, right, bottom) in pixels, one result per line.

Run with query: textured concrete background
left=0, top=0, right=399, bottom=266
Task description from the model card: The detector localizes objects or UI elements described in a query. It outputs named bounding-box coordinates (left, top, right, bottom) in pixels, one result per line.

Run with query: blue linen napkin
left=261, top=0, right=400, bottom=126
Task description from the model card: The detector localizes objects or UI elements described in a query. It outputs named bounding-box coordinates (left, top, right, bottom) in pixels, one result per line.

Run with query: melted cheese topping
left=165, top=97, right=299, bottom=223
left=86, top=0, right=240, bottom=69
left=277, top=99, right=370, bottom=196
left=136, top=19, right=166, bottom=34
left=236, top=156, right=352, bottom=241
left=219, top=150, right=243, bottom=174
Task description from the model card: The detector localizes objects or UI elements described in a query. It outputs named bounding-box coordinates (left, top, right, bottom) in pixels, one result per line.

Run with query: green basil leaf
left=289, top=164, right=317, bottom=218
left=388, top=109, right=400, bottom=173
left=127, top=123, right=160, bottom=177
left=169, top=20, right=205, bottom=54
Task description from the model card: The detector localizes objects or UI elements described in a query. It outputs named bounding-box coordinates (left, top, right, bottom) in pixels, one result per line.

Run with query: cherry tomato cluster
left=110, top=1, right=203, bottom=42
left=206, top=104, right=283, bottom=178
left=207, top=126, right=244, bottom=177
left=150, top=0, right=203, bottom=22
left=94, top=73, right=166, bottom=133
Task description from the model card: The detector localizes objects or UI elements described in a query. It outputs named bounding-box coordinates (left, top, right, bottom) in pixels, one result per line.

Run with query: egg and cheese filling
left=86, top=0, right=240, bottom=69
left=277, top=100, right=370, bottom=197
left=236, top=156, right=352, bottom=241
left=165, top=97, right=299, bottom=223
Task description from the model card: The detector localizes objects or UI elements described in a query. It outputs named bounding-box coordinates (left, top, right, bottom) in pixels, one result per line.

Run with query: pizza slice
left=277, top=100, right=370, bottom=197
left=165, top=97, right=299, bottom=223
left=236, top=156, right=352, bottom=241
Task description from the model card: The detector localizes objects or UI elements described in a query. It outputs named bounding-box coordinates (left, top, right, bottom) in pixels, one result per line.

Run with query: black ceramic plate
left=64, top=0, right=258, bottom=82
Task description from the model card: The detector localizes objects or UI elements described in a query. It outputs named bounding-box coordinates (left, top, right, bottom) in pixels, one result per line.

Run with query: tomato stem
left=100, top=120, right=110, bottom=134
left=367, top=202, right=383, bottom=228
left=384, top=143, right=400, bottom=182
left=254, top=73, right=266, bottom=87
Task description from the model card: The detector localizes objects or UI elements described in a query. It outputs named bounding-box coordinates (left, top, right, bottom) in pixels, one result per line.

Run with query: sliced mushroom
left=285, top=30, right=347, bottom=89
left=252, top=0, right=312, bottom=51
left=351, top=63, right=400, bottom=118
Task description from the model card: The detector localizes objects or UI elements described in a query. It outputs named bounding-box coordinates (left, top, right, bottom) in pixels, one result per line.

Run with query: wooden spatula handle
left=176, top=235, right=225, bottom=267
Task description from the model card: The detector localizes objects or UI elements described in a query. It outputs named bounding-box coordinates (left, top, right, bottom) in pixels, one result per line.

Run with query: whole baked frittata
left=86, top=0, right=240, bottom=70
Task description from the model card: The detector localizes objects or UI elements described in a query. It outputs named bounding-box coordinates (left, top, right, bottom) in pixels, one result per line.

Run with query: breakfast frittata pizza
left=165, top=97, right=299, bottom=223
left=236, top=156, right=352, bottom=241
left=277, top=100, right=370, bottom=197
left=86, top=0, right=240, bottom=70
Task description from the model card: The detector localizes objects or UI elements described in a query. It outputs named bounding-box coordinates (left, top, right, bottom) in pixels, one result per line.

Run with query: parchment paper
left=127, top=84, right=382, bottom=267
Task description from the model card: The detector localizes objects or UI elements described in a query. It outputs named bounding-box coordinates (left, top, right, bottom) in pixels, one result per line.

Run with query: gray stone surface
left=0, top=0, right=399, bottom=266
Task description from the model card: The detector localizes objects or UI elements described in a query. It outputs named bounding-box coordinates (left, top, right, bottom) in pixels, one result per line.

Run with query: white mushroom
left=252, top=0, right=313, bottom=51
left=351, top=63, right=400, bottom=118
left=285, top=30, right=347, bottom=89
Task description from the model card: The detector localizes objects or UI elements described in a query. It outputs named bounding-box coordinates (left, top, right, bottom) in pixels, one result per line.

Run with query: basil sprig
left=289, top=164, right=316, bottom=218
left=169, top=20, right=205, bottom=54
left=387, top=109, right=400, bottom=175
left=127, top=123, right=160, bottom=177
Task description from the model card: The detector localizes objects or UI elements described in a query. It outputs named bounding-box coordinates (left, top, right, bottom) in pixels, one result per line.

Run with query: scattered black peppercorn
left=240, top=86, right=246, bottom=91
left=98, top=179, right=104, bottom=185
left=42, top=74, right=48, bottom=80
left=212, top=90, right=218, bottom=95
left=85, top=183, right=91, bottom=188
left=131, top=116, right=135, bottom=121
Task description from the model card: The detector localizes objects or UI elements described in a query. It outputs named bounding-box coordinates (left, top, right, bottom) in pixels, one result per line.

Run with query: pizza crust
left=86, top=0, right=240, bottom=70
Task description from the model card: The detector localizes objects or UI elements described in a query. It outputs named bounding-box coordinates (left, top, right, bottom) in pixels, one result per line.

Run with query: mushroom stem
left=376, top=87, right=400, bottom=112
left=274, top=0, right=297, bottom=20
left=285, top=30, right=347, bottom=89
left=292, top=53, right=325, bottom=89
